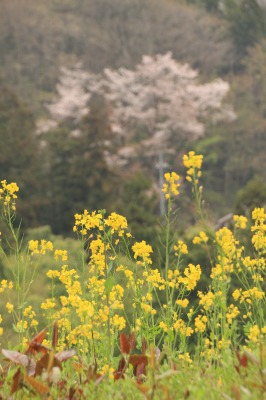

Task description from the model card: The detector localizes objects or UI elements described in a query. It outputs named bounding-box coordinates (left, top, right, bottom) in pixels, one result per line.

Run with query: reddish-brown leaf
left=52, top=321, right=59, bottom=349
left=250, top=382, right=266, bottom=390
left=129, top=354, right=148, bottom=368
left=87, top=365, right=102, bottom=383
left=234, top=365, right=240, bottom=375
left=10, top=368, right=23, bottom=395
left=240, top=355, right=248, bottom=368
left=136, top=362, right=146, bottom=378
left=235, top=350, right=248, bottom=368
left=35, top=352, right=62, bottom=376
left=25, top=329, right=47, bottom=355
left=129, top=354, right=148, bottom=375
left=31, top=329, right=47, bottom=344
left=113, top=357, right=126, bottom=380
left=2, top=349, right=36, bottom=376
left=117, top=356, right=126, bottom=372
left=243, top=349, right=259, bottom=365
left=231, top=384, right=241, bottom=400
left=135, top=383, right=151, bottom=395
left=69, top=386, right=76, bottom=400
left=113, top=370, right=125, bottom=380
left=87, top=365, right=94, bottom=382
left=73, top=362, right=83, bottom=373
left=24, top=376, right=50, bottom=396
left=56, top=349, right=76, bottom=362
left=69, top=386, right=85, bottom=400
left=163, top=384, right=169, bottom=400
left=120, top=332, right=130, bottom=354
left=27, top=342, right=50, bottom=356
left=142, top=337, right=148, bottom=355
left=129, top=332, right=136, bottom=353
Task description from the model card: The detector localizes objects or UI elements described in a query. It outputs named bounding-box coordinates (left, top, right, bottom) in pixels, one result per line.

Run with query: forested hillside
left=0, top=0, right=266, bottom=239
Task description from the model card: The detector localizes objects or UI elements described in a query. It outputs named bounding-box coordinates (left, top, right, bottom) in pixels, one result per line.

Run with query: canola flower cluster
left=183, top=151, right=203, bottom=184
left=0, top=151, right=265, bottom=370
left=162, top=172, right=180, bottom=200
left=0, top=180, right=19, bottom=211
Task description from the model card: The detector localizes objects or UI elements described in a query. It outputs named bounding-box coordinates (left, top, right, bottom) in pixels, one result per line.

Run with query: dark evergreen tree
left=235, top=176, right=266, bottom=215
left=117, top=172, right=159, bottom=248
left=224, top=0, right=266, bottom=58
left=0, top=81, right=42, bottom=226
left=41, top=95, right=117, bottom=234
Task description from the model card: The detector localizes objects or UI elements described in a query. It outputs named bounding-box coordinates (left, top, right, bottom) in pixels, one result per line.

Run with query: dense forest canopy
left=0, top=0, right=265, bottom=237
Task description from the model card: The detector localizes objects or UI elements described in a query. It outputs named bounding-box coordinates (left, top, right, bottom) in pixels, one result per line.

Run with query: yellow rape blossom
left=47, top=269, right=60, bottom=279
left=178, top=264, right=201, bottom=290
left=6, top=302, right=14, bottom=313
left=54, top=249, right=68, bottom=261
left=226, top=304, right=240, bottom=325
left=0, top=180, right=19, bottom=210
left=28, top=239, right=53, bottom=255
left=0, top=280, right=13, bottom=291
left=183, top=151, right=203, bottom=183
left=193, top=231, right=208, bottom=245
left=173, top=319, right=194, bottom=336
left=89, top=238, right=107, bottom=275
left=159, top=321, right=168, bottom=332
left=178, top=353, right=193, bottom=364
left=232, top=289, right=242, bottom=301
left=41, top=299, right=56, bottom=310
left=105, top=212, right=128, bottom=236
left=198, top=291, right=214, bottom=311
left=252, top=207, right=266, bottom=224
left=111, top=315, right=126, bottom=331
left=162, top=172, right=180, bottom=200
left=132, top=240, right=153, bottom=265
left=233, top=215, right=248, bottom=229
left=176, top=299, right=189, bottom=308
left=174, top=240, right=188, bottom=255
left=73, top=210, right=103, bottom=235
left=215, top=227, right=238, bottom=260
left=100, top=365, right=115, bottom=379
left=251, top=208, right=266, bottom=252
left=195, top=315, right=208, bottom=333
left=16, top=320, right=28, bottom=332
left=248, top=325, right=260, bottom=343
left=143, top=268, right=165, bottom=289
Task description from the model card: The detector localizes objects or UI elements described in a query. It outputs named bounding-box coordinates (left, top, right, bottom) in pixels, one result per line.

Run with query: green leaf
left=105, top=275, right=115, bottom=295
left=107, top=260, right=114, bottom=274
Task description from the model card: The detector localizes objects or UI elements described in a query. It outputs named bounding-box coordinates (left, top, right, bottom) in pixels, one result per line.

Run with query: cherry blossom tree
left=46, top=64, right=99, bottom=123
left=43, top=53, right=235, bottom=165
left=98, top=53, right=235, bottom=154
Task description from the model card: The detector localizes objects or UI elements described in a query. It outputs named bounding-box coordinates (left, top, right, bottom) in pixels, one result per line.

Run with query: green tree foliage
left=185, top=0, right=221, bottom=13
left=194, top=39, right=266, bottom=213
left=0, top=0, right=234, bottom=108
left=0, top=81, right=42, bottom=226
left=117, top=172, right=159, bottom=248
left=186, top=0, right=266, bottom=65
left=235, top=176, right=266, bottom=214
left=224, top=40, right=266, bottom=188
left=223, top=0, right=266, bottom=58
left=40, top=96, right=117, bottom=233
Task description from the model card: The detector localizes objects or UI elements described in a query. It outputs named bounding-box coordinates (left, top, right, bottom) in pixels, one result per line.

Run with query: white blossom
left=43, top=53, right=235, bottom=164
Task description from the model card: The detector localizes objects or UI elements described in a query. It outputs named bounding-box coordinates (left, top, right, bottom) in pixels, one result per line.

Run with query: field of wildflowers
left=0, top=152, right=265, bottom=399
